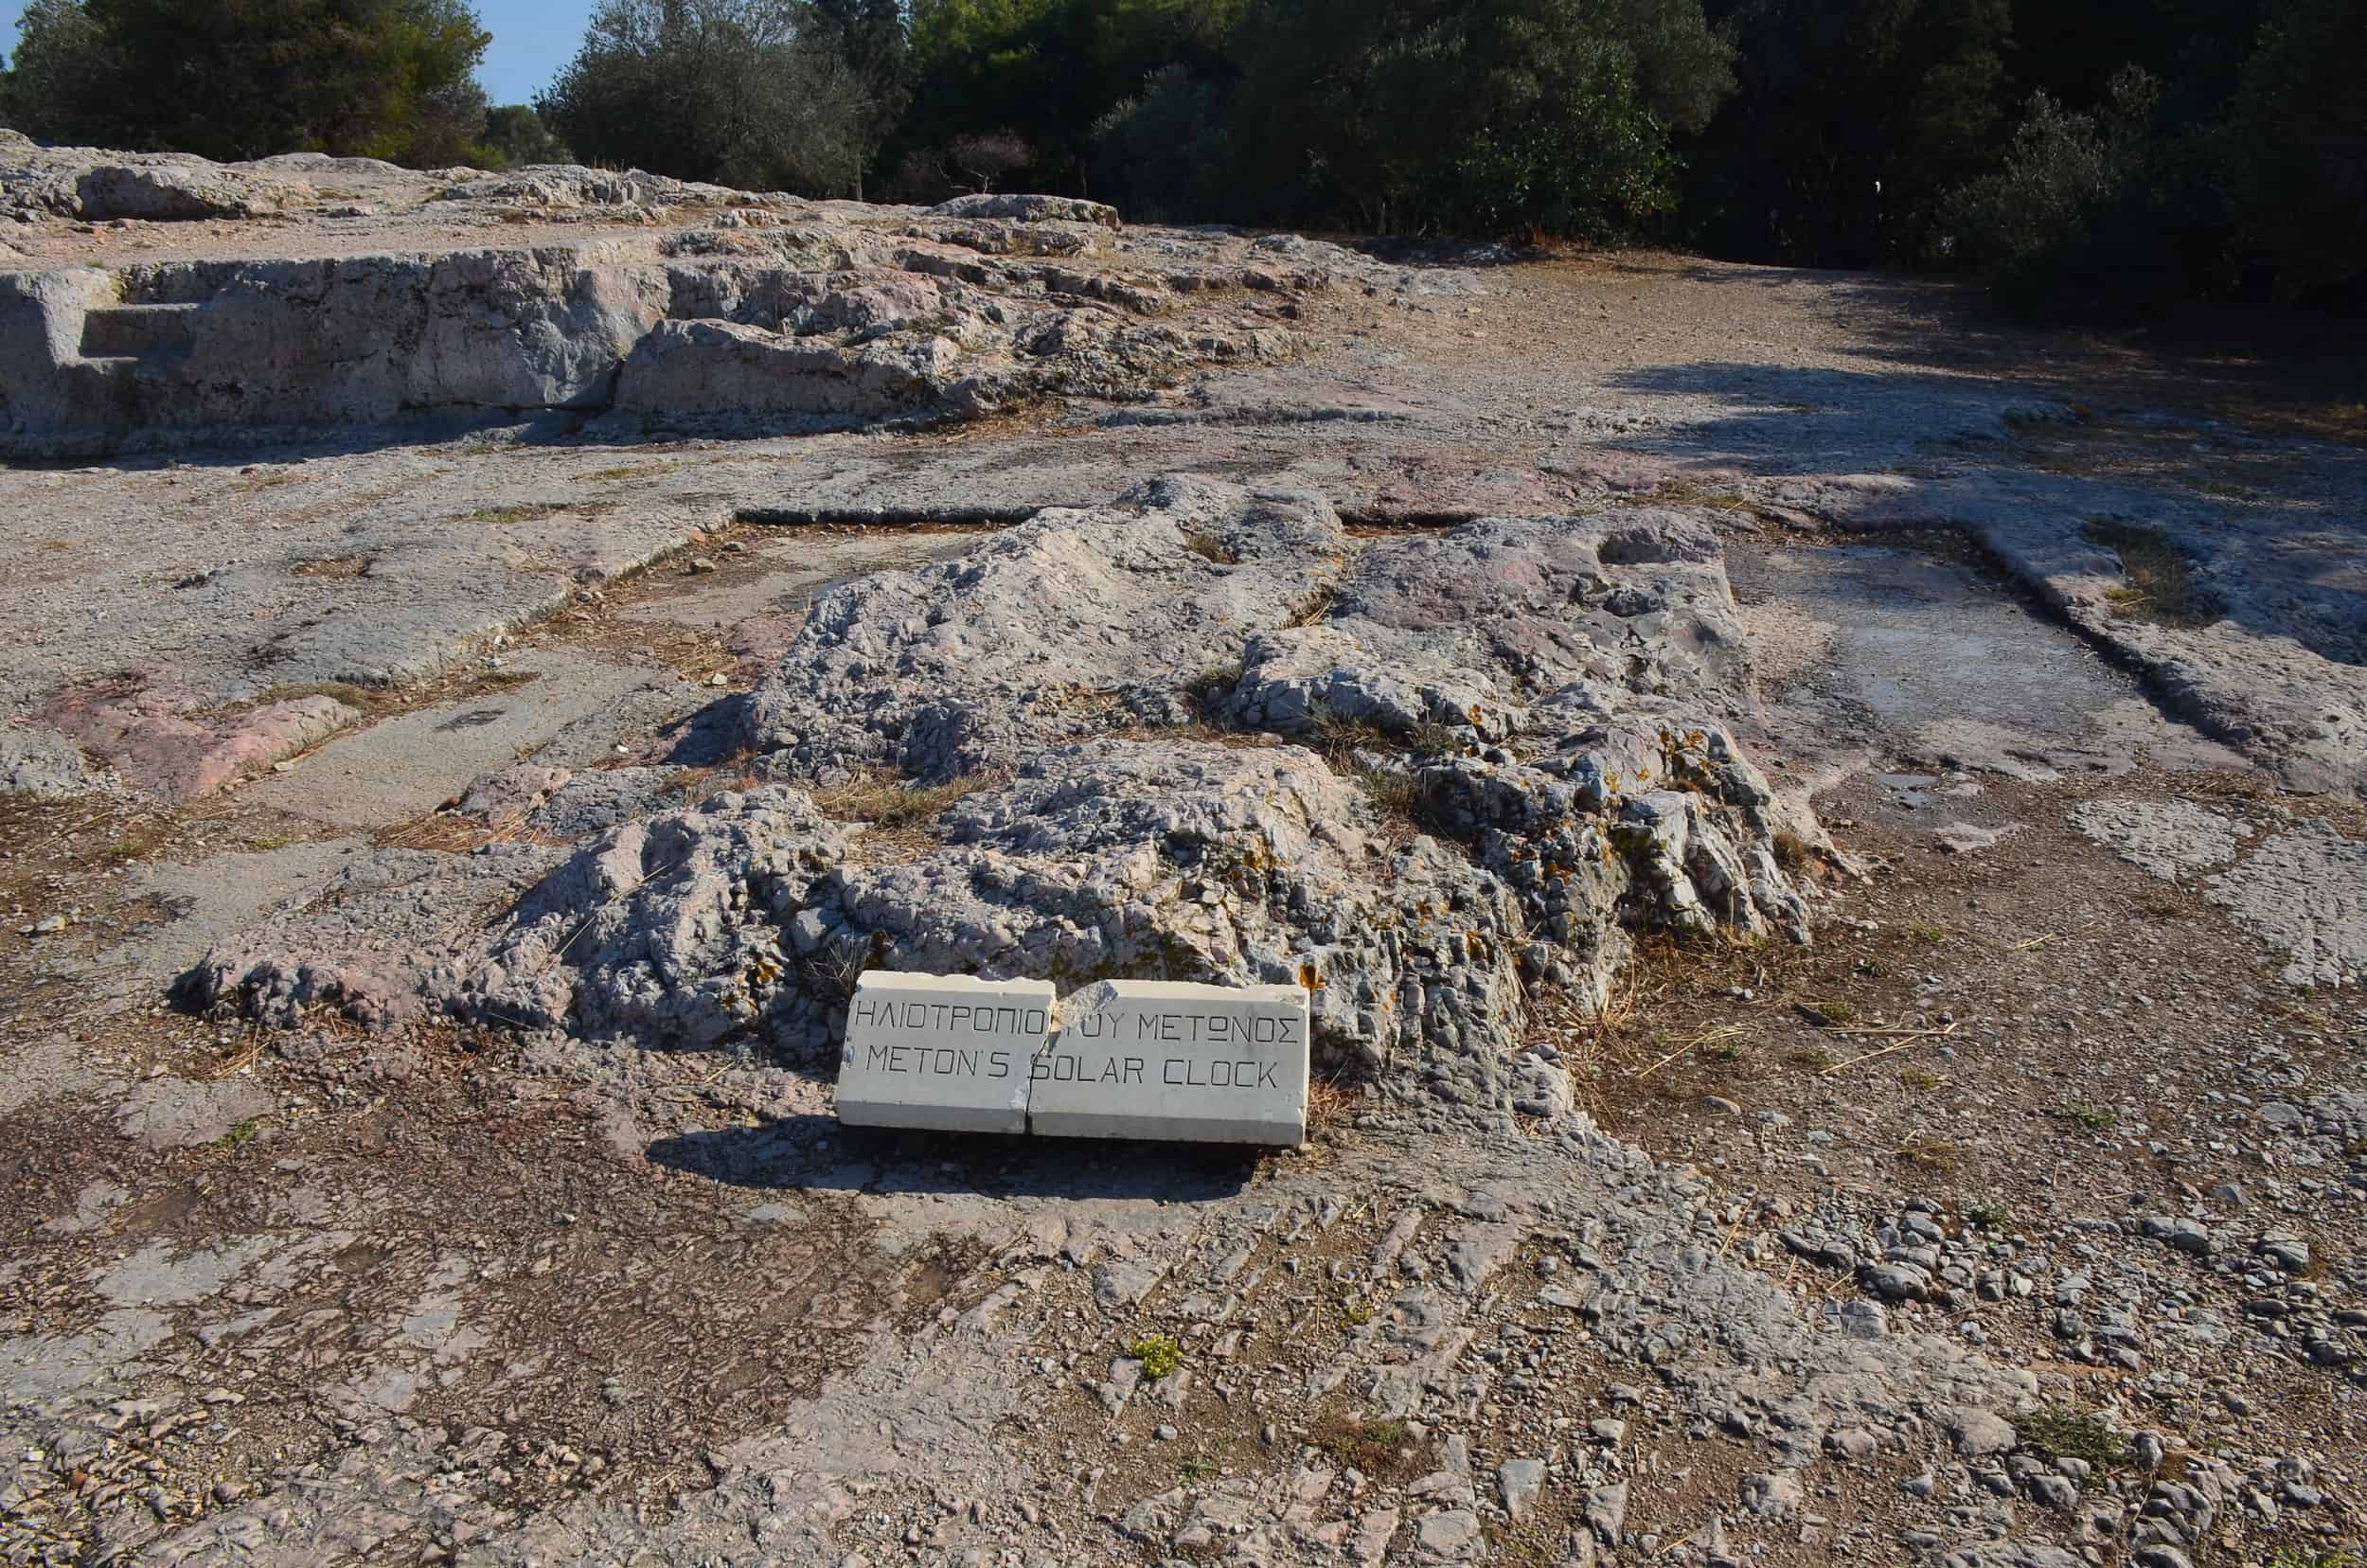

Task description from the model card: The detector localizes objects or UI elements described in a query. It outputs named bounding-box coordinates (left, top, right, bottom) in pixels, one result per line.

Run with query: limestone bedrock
left=1031, top=979, right=1310, bottom=1147
left=834, top=971, right=1050, bottom=1134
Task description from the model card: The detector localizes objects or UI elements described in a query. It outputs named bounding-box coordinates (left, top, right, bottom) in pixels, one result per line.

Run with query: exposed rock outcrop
left=184, top=478, right=1820, bottom=1122
left=0, top=140, right=1433, bottom=454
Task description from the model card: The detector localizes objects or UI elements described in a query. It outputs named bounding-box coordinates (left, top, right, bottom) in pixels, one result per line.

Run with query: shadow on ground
left=1606, top=360, right=2367, bottom=670
left=647, top=1117, right=1264, bottom=1202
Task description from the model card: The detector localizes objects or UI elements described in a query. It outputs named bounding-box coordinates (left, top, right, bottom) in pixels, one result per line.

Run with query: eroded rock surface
left=11, top=233, right=2364, bottom=1568
left=182, top=478, right=1817, bottom=1119
left=2072, top=796, right=2250, bottom=882
left=741, top=474, right=1346, bottom=777
left=2205, top=820, right=2367, bottom=988
left=0, top=140, right=1444, bottom=454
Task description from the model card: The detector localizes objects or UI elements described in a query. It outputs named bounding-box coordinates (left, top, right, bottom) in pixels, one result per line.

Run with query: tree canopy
left=3, top=0, right=2360, bottom=312
left=537, top=0, right=868, bottom=197
left=1, top=0, right=491, bottom=165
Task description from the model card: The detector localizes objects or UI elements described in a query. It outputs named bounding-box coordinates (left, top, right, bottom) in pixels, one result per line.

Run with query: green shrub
left=1129, top=1332, right=1184, bottom=1380
left=1940, top=69, right=2186, bottom=321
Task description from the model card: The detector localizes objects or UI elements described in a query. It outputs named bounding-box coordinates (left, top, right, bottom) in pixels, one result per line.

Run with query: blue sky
left=472, top=1, right=598, bottom=103
left=1, top=1, right=597, bottom=106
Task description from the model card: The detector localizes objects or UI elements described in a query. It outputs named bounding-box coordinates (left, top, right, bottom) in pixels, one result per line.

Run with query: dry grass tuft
left=1285, top=585, right=1337, bottom=628
left=252, top=680, right=386, bottom=714
left=1311, top=1416, right=1423, bottom=1481
left=1350, top=765, right=1424, bottom=829
left=2084, top=519, right=2226, bottom=628
left=291, top=554, right=373, bottom=580
left=796, top=939, right=874, bottom=1007
left=377, top=812, right=504, bottom=853
left=1183, top=659, right=1244, bottom=722
left=1406, top=721, right=1472, bottom=760
left=1306, top=1074, right=1362, bottom=1137
left=1179, top=529, right=1240, bottom=565
left=1895, top=1132, right=1957, bottom=1168
left=811, top=769, right=998, bottom=838
left=1311, top=706, right=1392, bottom=767
left=1649, top=475, right=1758, bottom=514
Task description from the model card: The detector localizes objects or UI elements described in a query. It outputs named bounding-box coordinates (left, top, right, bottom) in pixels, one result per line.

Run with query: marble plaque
left=834, top=971, right=1053, bottom=1134
left=1026, top=979, right=1310, bottom=1146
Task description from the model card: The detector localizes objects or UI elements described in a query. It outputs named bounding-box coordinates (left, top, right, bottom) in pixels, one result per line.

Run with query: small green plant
left=1788, top=1045, right=1835, bottom=1071
left=1177, top=1437, right=1228, bottom=1483
left=1962, top=1196, right=2011, bottom=1230
left=2057, top=1100, right=2115, bottom=1131
left=1341, top=1297, right=1375, bottom=1327
left=2268, top=1550, right=2366, bottom=1568
left=1130, top=1332, right=1184, bottom=1381
left=249, top=832, right=294, bottom=851
left=1898, top=1067, right=1942, bottom=1091
left=1902, top=923, right=1948, bottom=944
left=1705, top=1038, right=1744, bottom=1063
left=218, top=1119, right=259, bottom=1152
left=1807, top=999, right=1858, bottom=1025
left=2012, top=1405, right=2128, bottom=1468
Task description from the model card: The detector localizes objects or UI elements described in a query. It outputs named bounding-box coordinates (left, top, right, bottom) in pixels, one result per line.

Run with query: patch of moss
left=2013, top=1406, right=2128, bottom=1468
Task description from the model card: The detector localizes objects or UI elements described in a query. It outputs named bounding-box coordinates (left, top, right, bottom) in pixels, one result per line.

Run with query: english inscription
left=830, top=973, right=1311, bottom=1146
left=1028, top=979, right=1309, bottom=1146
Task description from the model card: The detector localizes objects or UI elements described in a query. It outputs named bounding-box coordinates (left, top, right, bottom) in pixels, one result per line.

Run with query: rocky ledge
left=0, top=137, right=1453, bottom=454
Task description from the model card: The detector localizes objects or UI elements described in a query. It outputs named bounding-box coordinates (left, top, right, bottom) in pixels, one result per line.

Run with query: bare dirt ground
left=3, top=205, right=2365, bottom=1568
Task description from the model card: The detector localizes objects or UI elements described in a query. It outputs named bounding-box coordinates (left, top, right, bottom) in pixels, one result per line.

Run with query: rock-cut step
left=78, top=300, right=200, bottom=361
